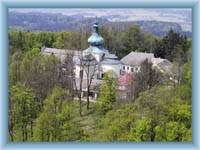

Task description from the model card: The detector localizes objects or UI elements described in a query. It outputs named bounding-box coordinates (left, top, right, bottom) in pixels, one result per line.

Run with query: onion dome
left=88, top=22, right=104, bottom=46
left=84, top=46, right=108, bottom=54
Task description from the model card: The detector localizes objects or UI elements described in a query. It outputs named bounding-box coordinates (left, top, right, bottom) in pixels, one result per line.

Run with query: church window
left=123, top=66, right=125, bottom=70
left=131, top=68, right=134, bottom=72
left=101, top=73, right=104, bottom=79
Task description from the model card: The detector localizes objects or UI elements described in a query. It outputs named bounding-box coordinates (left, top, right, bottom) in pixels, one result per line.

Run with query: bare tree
left=82, top=54, right=98, bottom=110
left=134, top=59, right=162, bottom=98
left=61, top=53, right=75, bottom=99
left=65, top=54, right=97, bottom=113
left=126, top=75, right=135, bottom=101
left=62, top=52, right=84, bottom=116
left=75, top=56, right=85, bottom=116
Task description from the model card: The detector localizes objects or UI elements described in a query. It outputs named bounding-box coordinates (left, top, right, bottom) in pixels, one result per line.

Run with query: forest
left=8, top=25, right=192, bottom=142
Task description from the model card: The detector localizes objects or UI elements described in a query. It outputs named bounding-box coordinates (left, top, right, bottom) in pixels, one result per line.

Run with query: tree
left=52, top=35, right=64, bottom=49
left=9, top=51, right=23, bottom=85
left=9, top=83, right=39, bottom=141
left=92, top=81, right=192, bottom=142
left=93, top=103, right=135, bottom=141
left=21, top=48, right=60, bottom=107
left=95, top=72, right=116, bottom=115
left=132, top=83, right=191, bottom=142
left=154, top=29, right=190, bottom=63
left=154, top=101, right=191, bottom=141
left=34, top=86, right=84, bottom=141
left=154, top=121, right=191, bottom=141
left=128, top=118, right=152, bottom=141
left=82, top=54, right=98, bottom=110
left=72, top=55, right=84, bottom=116
left=119, top=25, right=146, bottom=58
left=61, top=53, right=76, bottom=99
left=134, top=59, right=162, bottom=98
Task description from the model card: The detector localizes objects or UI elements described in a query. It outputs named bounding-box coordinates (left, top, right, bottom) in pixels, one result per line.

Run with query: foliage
left=128, top=118, right=152, bottom=141
left=9, top=25, right=157, bottom=59
left=12, top=48, right=61, bottom=107
left=9, top=83, right=39, bottom=141
left=154, top=29, right=191, bottom=63
left=9, top=51, right=23, bottom=85
left=94, top=62, right=192, bottom=142
left=118, top=26, right=145, bottom=58
left=8, top=26, right=192, bottom=142
left=33, top=86, right=84, bottom=141
left=93, top=103, right=135, bottom=141
left=94, top=82, right=191, bottom=142
left=95, top=73, right=116, bottom=115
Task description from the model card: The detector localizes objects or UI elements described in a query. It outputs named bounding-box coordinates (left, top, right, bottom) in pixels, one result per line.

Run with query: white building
left=74, top=22, right=123, bottom=79
left=42, top=22, right=123, bottom=99
left=121, top=51, right=173, bottom=75
left=121, top=52, right=154, bottom=74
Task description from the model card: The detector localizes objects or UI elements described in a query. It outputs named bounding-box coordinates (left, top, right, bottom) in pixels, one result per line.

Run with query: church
left=74, top=22, right=123, bottom=79
left=41, top=22, right=173, bottom=100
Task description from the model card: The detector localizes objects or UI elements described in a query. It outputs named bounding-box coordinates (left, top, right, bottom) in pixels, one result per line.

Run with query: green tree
left=154, top=101, right=191, bottom=142
left=155, top=121, right=191, bottom=141
left=119, top=25, right=146, bottom=58
left=132, top=83, right=191, bottom=142
left=95, top=73, right=116, bottom=115
left=154, top=29, right=190, bottom=63
left=9, top=51, right=23, bottom=85
left=128, top=118, right=152, bottom=141
left=9, top=83, right=38, bottom=141
left=94, top=104, right=135, bottom=141
left=33, top=86, right=84, bottom=141
left=52, top=35, right=64, bottom=49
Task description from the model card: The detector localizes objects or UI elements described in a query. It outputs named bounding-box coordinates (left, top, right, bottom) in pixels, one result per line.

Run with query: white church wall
left=75, top=65, right=81, bottom=78
left=93, top=53, right=104, bottom=62
left=75, top=64, right=99, bottom=79
left=101, top=64, right=123, bottom=77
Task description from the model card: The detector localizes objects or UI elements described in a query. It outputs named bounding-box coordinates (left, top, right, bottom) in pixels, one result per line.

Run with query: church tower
left=82, top=21, right=123, bottom=78
left=83, top=22, right=108, bottom=62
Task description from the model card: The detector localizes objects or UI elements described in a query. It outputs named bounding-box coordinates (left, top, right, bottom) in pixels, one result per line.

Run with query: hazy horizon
left=9, top=8, right=192, bottom=31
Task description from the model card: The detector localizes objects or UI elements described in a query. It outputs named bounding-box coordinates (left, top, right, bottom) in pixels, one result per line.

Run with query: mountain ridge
left=8, top=11, right=192, bottom=37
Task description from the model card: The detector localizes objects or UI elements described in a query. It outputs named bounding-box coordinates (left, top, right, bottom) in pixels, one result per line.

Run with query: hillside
left=8, top=12, right=191, bottom=37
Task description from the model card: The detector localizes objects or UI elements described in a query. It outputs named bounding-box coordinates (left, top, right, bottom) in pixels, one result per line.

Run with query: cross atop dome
left=93, top=22, right=99, bottom=33
left=93, top=16, right=99, bottom=33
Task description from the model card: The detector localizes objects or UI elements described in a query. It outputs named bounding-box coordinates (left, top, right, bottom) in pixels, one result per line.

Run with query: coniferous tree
left=95, top=72, right=116, bottom=115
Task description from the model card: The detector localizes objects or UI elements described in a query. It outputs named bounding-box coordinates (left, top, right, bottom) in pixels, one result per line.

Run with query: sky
left=9, top=8, right=192, bottom=31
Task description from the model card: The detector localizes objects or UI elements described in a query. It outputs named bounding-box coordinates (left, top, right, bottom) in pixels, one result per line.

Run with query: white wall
left=75, top=64, right=99, bottom=79
left=75, top=63, right=123, bottom=80
left=75, top=65, right=81, bottom=78
left=101, top=64, right=123, bottom=77
left=122, top=65, right=141, bottom=73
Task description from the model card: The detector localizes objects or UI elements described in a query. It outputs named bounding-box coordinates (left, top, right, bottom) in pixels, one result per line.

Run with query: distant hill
left=8, top=12, right=192, bottom=37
